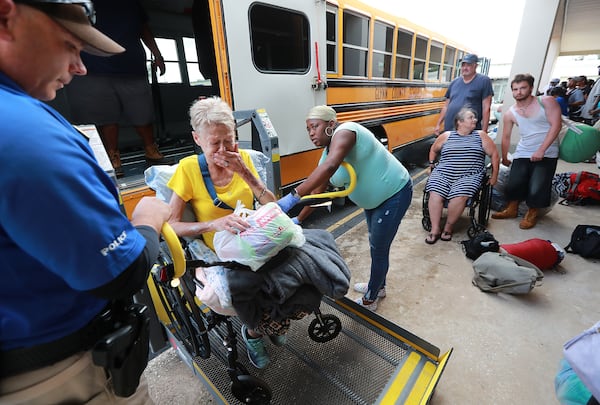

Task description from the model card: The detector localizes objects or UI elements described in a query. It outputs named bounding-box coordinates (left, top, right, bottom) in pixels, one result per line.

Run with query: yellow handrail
left=160, top=222, right=186, bottom=280
left=300, top=161, right=356, bottom=201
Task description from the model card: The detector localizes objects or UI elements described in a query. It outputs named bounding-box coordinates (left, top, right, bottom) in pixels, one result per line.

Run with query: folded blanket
left=227, top=229, right=351, bottom=328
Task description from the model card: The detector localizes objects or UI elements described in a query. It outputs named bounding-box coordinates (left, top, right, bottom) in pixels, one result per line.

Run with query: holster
left=91, top=303, right=150, bottom=398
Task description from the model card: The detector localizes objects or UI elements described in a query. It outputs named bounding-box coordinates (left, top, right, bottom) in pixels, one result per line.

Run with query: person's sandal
left=440, top=231, right=453, bottom=241
left=425, top=233, right=440, bottom=244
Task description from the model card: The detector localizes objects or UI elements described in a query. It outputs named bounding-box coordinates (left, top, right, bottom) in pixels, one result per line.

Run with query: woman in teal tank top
left=277, top=106, right=413, bottom=311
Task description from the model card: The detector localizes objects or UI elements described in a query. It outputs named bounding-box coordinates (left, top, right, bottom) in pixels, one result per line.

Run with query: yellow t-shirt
left=167, top=150, right=259, bottom=250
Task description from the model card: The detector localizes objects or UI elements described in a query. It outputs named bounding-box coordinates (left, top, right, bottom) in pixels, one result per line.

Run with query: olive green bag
left=472, top=252, right=544, bottom=294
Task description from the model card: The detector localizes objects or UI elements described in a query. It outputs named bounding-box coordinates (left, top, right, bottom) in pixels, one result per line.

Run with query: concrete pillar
left=498, top=0, right=561, bottom=149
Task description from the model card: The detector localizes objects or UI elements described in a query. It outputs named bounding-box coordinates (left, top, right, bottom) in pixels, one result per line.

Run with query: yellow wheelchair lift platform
left=156, top=291, right=452, bottom=405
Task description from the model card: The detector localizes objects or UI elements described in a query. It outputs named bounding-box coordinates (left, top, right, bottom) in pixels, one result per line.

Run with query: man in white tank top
left=492, top=73, right=562, bottom=229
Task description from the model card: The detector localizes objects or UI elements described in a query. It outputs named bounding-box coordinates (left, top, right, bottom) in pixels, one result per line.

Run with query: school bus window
left=395, top=28, right=413, bottom=80
left=442, top=45, right=456, bottom=82
left=183, top=37, right=212, bottom=86
left=372, top=21, right=393, bottom=78
left=427, top=41, right=443, bottom=81
left=144, top=38, right=182, bottom=84
left=326, top=7, right=337, bottom=73
left=342, top=11, right=369, bottom=77
left=413, top=35, right=428, bottom=80
left=249, top=4, right=310, bottom=73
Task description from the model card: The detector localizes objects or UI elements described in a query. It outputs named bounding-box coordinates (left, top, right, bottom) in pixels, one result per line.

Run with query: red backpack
left=560, top=171, right=600, bottom=206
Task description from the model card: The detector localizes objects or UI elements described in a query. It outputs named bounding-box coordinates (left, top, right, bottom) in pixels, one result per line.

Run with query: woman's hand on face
left=211, top=213, right=250, bottom=234
left=213, top=149, right=242, bottom=171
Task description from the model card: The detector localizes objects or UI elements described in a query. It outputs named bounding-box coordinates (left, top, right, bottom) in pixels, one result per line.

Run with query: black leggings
left=505, top=158, right=558, bottom=208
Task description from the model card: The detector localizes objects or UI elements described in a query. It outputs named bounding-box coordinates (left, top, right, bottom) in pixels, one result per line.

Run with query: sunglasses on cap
left=16, top=0, right=96, bottom=24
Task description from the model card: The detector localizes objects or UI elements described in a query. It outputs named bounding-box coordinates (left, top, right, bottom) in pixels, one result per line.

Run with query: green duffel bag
left=559, top=122, right=600, bottom=163
left=472, top=251, right=544, bottom=294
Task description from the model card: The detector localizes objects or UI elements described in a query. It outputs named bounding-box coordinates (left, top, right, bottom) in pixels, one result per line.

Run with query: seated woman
left=166, top=97, right=279, bottom=369
left=424, top=107, right=499, bottom=244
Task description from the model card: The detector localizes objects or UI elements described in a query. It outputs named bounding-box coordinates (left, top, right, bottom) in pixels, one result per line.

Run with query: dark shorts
left=66, top=75, right=154, bottom=126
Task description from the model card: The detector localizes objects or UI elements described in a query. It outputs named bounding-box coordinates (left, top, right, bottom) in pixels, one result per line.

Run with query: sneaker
left=241, top=325, right=269, bottom=369
left=353, top=282, right=386, bottom=298
left=144, top=143, right=164, bottom=159
left=268, top=334, right=287, bottom=346
left=355, top=297, right=378, bottom=311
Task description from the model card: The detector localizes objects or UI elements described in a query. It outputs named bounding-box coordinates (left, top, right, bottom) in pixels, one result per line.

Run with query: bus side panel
left=279, top=149, right=323, bottom=187
left=383, top=115, right=438, bottom=150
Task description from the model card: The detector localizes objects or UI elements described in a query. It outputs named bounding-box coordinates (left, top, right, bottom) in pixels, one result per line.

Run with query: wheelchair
left=149, top=162, right=357, bottom=404
left=421, top=167, right=493, bottom=238
left=152, top=224, right=345, bottom=404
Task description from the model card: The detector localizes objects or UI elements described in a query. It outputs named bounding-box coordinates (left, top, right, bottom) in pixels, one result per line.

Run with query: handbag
left=563, top=320, right=600, bottom=400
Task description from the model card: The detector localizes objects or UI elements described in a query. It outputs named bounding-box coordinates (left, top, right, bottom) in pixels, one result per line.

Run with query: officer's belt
left=0, top=307, right=114, bottom=378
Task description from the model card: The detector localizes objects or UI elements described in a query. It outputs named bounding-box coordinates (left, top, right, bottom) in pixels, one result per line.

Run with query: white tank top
left=510, top=98, right=559, bottom=158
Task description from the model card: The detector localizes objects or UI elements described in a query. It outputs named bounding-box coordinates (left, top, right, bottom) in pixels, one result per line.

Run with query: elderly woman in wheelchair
left=424, top=107, right=499, bottom=244
left=166, top=97, right=284, bottom=369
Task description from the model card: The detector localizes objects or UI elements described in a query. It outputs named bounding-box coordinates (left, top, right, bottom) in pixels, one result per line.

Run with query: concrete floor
left=145, top=159, right=600, bottom=405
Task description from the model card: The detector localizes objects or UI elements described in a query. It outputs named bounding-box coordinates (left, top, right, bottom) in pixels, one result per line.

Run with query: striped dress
left=425, top=130, right=486, bottom=199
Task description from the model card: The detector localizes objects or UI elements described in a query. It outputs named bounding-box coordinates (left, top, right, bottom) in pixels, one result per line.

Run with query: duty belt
left=0, top=307, right=114, bottom=378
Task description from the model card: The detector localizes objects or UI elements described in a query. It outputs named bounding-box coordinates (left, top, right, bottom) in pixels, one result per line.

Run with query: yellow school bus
left=51, top=0, right=483, bottom=216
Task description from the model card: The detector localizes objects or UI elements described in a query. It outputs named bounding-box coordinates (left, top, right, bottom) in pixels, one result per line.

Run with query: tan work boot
left=144, top=143, right=165, bottom=161
left=519, top=208, right=538, bottom=229
left=492, top=200, right=519, bottom=219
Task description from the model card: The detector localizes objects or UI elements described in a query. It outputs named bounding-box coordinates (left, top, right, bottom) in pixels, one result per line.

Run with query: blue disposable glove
left=291, top=217, right=302, bottom=226
left=277, top=192, right=301, bottom=213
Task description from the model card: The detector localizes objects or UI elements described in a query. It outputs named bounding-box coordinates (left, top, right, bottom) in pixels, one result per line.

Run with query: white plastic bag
left=187, top=239, right=234, bottom=312
left=213, top=202, right=305, bottom=271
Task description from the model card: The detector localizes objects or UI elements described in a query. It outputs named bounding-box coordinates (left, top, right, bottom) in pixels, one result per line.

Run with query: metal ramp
left=165, top=296, right=452, bottom=405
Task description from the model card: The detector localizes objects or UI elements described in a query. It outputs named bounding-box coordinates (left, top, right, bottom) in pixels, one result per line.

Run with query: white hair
left=189, top=97, right=235, bottom=133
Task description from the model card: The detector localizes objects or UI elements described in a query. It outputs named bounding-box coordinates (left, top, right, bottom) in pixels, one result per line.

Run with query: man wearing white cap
left=434, top=53, right=494, bottom=135
left=0, top=1, right=170, bottom=403
left=541, top=77, right=560, bottom=96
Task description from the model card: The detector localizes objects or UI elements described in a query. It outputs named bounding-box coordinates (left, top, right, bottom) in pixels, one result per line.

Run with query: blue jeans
left=363, top=181, right=413, bottom=301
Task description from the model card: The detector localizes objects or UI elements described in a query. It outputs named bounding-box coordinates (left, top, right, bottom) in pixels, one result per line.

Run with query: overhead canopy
left=556, top=0, right=600, bottom=55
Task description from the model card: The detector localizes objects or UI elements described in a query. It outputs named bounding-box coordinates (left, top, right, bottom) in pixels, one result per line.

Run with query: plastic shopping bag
left=213, top=202, right=305, bottom=271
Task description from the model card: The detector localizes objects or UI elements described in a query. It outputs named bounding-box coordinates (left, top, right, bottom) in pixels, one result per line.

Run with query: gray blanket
left=227, top=229, right=351, bottom=328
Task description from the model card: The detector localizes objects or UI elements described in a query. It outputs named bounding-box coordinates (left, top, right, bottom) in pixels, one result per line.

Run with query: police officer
left=0, top=1, right=170, bottom=403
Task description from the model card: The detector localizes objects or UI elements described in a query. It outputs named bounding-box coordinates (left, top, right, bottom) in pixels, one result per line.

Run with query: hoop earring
left=325, top=126, right=333, bottom=137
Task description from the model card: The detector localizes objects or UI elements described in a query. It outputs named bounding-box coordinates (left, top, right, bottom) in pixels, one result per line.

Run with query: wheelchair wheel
left=308, top=314, right=342, bottom=343
left=157, top=223, right=212, bottom=359
left=478, top=183, right=493, bottom=227
left=467, top=223, right=486, bottom=238
left=152, top=274, right=211, bottom=359
left=421, top=217, right=432, bottom=232
left=422, top=190, right=432, bottom=231
left=231, top=374, right=272, bottom=405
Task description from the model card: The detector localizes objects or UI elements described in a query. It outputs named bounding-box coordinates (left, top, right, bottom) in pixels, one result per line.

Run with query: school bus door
left=220, top=1, right=327, bottom=168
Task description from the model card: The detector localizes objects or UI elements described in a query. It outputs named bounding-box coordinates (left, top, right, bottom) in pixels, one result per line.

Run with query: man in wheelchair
left=161, top=97, right=350, bottom=369
left=423, top=107, right=499, bottom=244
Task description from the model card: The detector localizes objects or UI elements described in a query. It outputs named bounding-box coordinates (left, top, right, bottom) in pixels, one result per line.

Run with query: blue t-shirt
left=0, top=72, right=147, bottom=350
left=444, top=73, right=494, bottom=131
left=82, top=0, right=149, bottom=77
left=320, top=122, right=410, bottom=210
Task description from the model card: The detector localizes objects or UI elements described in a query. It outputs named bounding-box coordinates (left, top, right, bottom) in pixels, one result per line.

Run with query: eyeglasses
left=17, top=0, right=96, bottom=25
